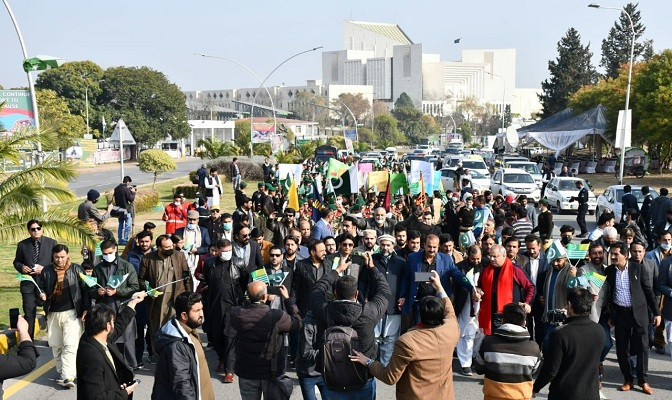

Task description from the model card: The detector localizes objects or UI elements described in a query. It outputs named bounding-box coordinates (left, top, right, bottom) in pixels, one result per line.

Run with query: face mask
left=102, top=253, right=116, bottom=263
left=375, top=217, right=386, bottom=225
left=174, top=201, right=180, bottom=206
left=661, top=243, right=671, bottom=251
left=162, top=249, right=174, bottom=257
left=222, top=222, right=232, bottom=231
left=561, top=237, right=571, bottom=246
left=220, top=251, right=232, bottom=261
left=187, top=223, right=196, bottom=230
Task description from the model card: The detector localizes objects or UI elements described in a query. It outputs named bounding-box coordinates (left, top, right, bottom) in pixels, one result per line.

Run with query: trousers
left=47, top=309, right=82, bottom=381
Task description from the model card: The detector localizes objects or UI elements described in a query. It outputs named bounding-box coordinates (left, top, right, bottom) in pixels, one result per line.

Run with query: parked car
left=505, top=161, right=542, bottom=188
left=490, top=168, right=541, bottom=200
left=495, top=154, right=529, bottom=168
left=596, top=185, right=659, bottom=222
left=441, top=167, right=490, bottom=192
left=544, top=177, right=597, bottom=214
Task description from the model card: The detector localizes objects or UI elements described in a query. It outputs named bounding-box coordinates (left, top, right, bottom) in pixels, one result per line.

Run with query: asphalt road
left=9, top=184, right=672, bottom=399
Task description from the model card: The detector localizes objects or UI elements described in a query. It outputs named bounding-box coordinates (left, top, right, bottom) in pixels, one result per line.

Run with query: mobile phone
left=9, top=308, right=20, bottom=329
left=127, top=379, right=141, bottom=386
left=414, top=272, right=433, bottom=282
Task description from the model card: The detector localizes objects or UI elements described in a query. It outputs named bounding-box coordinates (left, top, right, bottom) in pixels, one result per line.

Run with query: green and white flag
left=269, top=271, right=288, bottom=287
left=545, top=240, right=568, bottom=263
left=107, top=273, right=129, bottom=289
left=79, top=272, right=102, bottom=288
left=22, top=55, right=65, bottom=72
left=16, top=273, right=42, bottom=293
left=565, top=243, right=589, bottom=259
left=250, top=268, right=269, bottom=284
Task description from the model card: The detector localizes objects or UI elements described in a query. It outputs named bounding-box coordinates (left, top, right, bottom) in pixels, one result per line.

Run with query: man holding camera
left=532, top=287, right=604, bottom=399
left=113, top=176, right=136, bottom=245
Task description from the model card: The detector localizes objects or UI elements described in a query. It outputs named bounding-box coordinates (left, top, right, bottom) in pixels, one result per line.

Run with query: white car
left=505, top=161, right=542, bottom=188
left=490, top=168, right=541, bottom=200
left=440, top=168, right=490, bottom=192
left=544, top=177, right=597, bottom=214
left=596, top=185, right=658, bottom=222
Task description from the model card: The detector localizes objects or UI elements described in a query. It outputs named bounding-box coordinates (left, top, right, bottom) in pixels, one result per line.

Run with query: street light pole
left=332, top=98, right=358, bottom=142
left=85, top=85, right=90, bottom=136
left=589, top=3, right=635, bottom=184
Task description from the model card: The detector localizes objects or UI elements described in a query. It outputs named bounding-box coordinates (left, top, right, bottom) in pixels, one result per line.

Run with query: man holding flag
left=90, top=239, right=140, bottom=369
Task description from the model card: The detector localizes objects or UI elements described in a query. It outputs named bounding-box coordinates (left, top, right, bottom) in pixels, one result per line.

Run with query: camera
left=546, top=309, right=567, bottom=325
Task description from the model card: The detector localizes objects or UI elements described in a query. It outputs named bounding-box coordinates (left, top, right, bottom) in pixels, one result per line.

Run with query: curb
left=0, top=315, right=47, bottom=354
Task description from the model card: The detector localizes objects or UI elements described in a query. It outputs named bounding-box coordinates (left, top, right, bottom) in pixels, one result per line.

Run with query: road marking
left=4, top=358, right=55, bottom=398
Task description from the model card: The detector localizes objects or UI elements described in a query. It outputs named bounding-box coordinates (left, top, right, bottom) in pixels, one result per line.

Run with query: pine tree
left=539, top=28, right=598, bottom=118
left=600, top=2, right=654, bottom=80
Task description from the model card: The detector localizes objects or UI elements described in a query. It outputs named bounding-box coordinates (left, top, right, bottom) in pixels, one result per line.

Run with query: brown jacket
left=368, top=295, right=459, bottom=400
left=138, top=250, right=193, bottom=304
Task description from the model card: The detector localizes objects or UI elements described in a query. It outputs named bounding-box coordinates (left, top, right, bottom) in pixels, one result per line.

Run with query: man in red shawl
left=477, top=244, right=535, bottom=335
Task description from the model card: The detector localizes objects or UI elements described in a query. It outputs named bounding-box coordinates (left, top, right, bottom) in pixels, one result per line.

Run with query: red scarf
left=478, top=258, right=514, bottom=335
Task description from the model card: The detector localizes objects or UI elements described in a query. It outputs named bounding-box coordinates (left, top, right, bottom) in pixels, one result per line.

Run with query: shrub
left=208, top=159, right=263, bottom=182
left=137, top=149, right=177, bottom=188
left=104, top=188, right=159, bottom=213
left=173, top=184, right=199, bottom=199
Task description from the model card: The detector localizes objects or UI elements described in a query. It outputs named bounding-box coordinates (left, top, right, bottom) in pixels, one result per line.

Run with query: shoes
left=618, top=382, right=633, bottom=391
left=148, top=355, right=157, bottom=364
left=577, top=232, right=588, bottom=238
left=61, top=379, right=75, bottom=388
left=54, top=378, right=65, bottom=385
left=216, top=361, right=225, bottom=374
left=133, top=363, right=144, bottom=370
left=224, top=373, right=235, bottom=383
left=655, top=347, right=666, bottom=355
left=460, top=367, right=473, bottom=376
left=640, top=383, right=653, bottom=395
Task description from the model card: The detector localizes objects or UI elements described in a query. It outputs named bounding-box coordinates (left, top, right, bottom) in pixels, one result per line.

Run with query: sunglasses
left=29, top=227, right=42, bottom=232
left=241, top=234, right=250, bottom=238
left=270, top=253, right=282, bottom=258
left=211, top=210, right=220, bottom=213
left=341, top=243, right=354, bottom=247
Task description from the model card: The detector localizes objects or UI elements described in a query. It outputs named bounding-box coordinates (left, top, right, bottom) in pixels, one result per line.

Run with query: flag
left=145, top=281, right=163, bottom=298
left=383, top=173, right=391, bottom=211
left=269, top=271, right=288, bottom=286
left=332, top=165, right=358, bottom=196
left=327, top=158, right=350, bottom=179
left=251, top=268, right=270, bottom=284
left=433, top=170, right=444, bottom=193
left=16, top=273, right=41, bottom=292
left=454, top=38, right=461, bottom=44
left=567, top=276, right=590, bottom=289
left=22, top=55, right=65, bottom=72
left=389, top=173, right=408, bottom=195
left=325, top=178, right=335, bottom=196
left=565, top=243, right=589, bottom=259
left=106, top=273, right=129, bottom=289
left=287, top=178, right=300, bottom=211
left=78, top=272, right=100, bottom=288
left=582, top=271, right=606, bottom=289
left=311, top=179, right=323, bottom=223
left=545, top=240, right=568, bottom=263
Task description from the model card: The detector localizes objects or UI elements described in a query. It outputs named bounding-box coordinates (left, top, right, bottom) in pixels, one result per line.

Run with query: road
left=7, top=196, right=672, bottom=399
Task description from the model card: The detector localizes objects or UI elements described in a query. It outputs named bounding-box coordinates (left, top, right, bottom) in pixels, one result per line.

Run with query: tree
left=539, top=28, right=599, bottom=118
left=137, top=149, right=177, bottom=188
left=36, top=89, right=87, bottom=150
left=332, top=93, right=370, bottom=125
left=373, top=114, right=405, bottom=146
left=197, top=137, right=241, bottom=158
left=98, top=66, right=190, bottom=146
left=394, top=93, right=415, bottom=109
left=290, top=91, right=328, bottom=124
left=273, top=150, right=298, bottom=164
left=600, top=3, right=654, bottom=79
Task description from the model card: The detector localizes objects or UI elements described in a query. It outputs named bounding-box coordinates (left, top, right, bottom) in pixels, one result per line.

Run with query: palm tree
left=197, top=137, right=241, bottom=158
left=273, top=150, right=298, bottom=164
left=0, top=127, right=94, bottom=245
left=295, top=143, right=316, bottom=160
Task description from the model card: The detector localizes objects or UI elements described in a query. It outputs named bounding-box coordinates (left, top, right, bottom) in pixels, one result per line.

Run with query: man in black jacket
left=230, top=281, right=301, bottom=399
left=152, top=292, right=214, bottom=400
left=603, top=241, right=661, bottom=394
left=13, top=219, right=57, bottom=340
left=292, top=240, right=327, bottom=317
left=113, top=176, right=136, bottom=245
left=0, top=316, right=36, bottom=397
left=76, top=292, right=146, bottom=399
left=310, top=252, right=391, bottom=399
left=533, top=287, right=604, bottom=400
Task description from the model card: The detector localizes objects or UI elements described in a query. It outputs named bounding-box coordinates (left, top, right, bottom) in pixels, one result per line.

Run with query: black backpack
left=319, top=306, right=369, bottom=392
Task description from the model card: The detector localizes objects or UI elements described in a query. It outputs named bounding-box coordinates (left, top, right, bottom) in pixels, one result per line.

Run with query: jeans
left=299, top=375, right=327, bottom=400
left=322, top=378, right=376, bottom=400
left=599, top=314, right=614, bottom=361
left=118, top=211, right=132, bottom=243
left=232, top=174, right=241, bottom=191
left=375, top=314, right=401, bottom=366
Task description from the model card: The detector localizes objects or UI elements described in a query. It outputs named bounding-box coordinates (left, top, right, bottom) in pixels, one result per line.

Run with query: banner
left=367, top=171, right=389, bottom=193
left=251, top=123, right=275, bottom=143
left=358, top=162, right=373, bottom=175
left=615, top=110, right=632, bottom=149
left=389, top=173, right=409, bottom=195
left=0, top=90, right=35, bottom=134
left=344, top=129, right=357, bottom=140
left=345, top=137, right=354, bottom=153
left=332, top=165, right=359, bottom=195
left=433, top=170, right=443, bottom=193
left=278, top=163, right=303, bottom=183
left=410, top=160, right=433, bottom=194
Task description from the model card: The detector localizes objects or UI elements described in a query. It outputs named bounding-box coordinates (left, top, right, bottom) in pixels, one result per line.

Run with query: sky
left=2, top=1, right=671, bottom=92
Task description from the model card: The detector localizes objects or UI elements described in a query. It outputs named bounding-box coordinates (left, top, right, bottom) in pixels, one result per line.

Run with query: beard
left=186, top=317, right=203, bottom=329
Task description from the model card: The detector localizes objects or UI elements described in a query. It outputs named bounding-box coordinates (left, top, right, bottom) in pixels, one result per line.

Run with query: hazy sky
left=2, top=1, right=671, bottom=92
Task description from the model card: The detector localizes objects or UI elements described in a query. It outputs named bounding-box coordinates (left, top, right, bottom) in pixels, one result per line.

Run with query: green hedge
left=105, top=188, right=160, bottom=213
left=173, top=185, right=199, bottom=199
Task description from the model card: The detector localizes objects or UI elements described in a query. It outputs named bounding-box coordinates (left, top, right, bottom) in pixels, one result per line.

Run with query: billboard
left=344, top=129, right=357, bottom=140
left=0, top=90, right=35, bottom=134
left=251, top=123, right=275, bottom=143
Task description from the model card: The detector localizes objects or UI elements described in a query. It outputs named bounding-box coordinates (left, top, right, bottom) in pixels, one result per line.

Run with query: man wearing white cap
left=355, top=229, right=379, bottom=254
left=372, top=234, right=408, bottom=366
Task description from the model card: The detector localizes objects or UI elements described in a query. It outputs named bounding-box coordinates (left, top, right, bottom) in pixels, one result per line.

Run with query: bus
left=314, top=145, right=338, bottom=163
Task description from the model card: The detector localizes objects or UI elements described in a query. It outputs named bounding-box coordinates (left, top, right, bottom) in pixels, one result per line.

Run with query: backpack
left=320, top=306, right=369, bottom=392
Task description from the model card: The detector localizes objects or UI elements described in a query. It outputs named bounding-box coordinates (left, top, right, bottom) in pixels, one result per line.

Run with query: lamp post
left=485, top=71, right=506, bottom=132
left=589, top=3, right=635, bottom=184
left=198, top=47, right=321, bottom=157
left=332, top=97, right=358, bottom=142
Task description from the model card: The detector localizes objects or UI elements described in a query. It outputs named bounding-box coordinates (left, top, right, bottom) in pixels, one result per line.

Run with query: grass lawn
left=0, top=174, right=255, bottom=329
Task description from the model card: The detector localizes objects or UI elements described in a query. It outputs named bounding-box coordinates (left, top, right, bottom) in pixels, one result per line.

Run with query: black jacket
left=113, top=183, right=135, bottom=210
left=311, top=268, right=390, bottom=371
left=453, top=259, right=487, bottom=316
left=532, top=210, right=554, bottom=239
left=650, top=196, right=672, bottom=226
left=603, top=262, right=660, bottom=327
left=372, top=253, right=408, bottom=315
left=76, top=306, right=136, bottom=400
left=0, top=340, right=36, bottom=398
left=532, top=315, right=604, bottom=399
left=39, top=262, right=90, bottom=317
left=296, top=311, right=320, bottom=378
left=230, top=298, right=302, bottom=380
left=292, top=258, right=325, bottom=316
left=13, top=235, right=57, bottom=294
left=152, top=318, right=202, bottom=400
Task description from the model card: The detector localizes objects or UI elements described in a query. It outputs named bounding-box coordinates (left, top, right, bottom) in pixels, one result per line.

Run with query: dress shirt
left=614, top=263, right=632, bottom=307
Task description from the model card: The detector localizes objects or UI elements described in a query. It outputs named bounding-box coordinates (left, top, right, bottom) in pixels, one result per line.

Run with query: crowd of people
left=4, top=154, right=672, bottom=400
